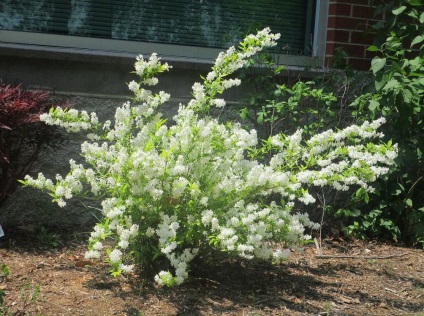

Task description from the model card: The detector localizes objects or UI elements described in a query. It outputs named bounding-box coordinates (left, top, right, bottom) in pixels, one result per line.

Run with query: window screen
left=0, top=0, right=315, bottom=55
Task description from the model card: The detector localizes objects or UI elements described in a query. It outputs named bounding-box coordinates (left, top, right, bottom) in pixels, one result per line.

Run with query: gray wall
left=0, top=47, right=245, bottom=228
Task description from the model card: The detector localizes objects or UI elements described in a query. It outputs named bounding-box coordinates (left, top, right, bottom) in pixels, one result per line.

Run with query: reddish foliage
left=0, top=84, right=51, bottom=128
left=0, top=83, right=67, bottom=206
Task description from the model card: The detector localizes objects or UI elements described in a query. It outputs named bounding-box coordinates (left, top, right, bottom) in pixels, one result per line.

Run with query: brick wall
left=326, top=0, right=385, bottom=71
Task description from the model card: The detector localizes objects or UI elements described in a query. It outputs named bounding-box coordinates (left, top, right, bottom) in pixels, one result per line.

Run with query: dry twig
left=313, top=238, right=408, bottom=259
left=315, top=253, right=408, bottom=259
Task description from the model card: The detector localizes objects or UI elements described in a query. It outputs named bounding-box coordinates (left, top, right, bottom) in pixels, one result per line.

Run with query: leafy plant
left=238, top=53, right=339, bottom=140
left=21, top=29, right=397, bottom=286
left=345, top=0, right=424, bottom=246
left=0, top=282, right=42, bottom=316
left=39, top=227, right=61, bottom=248
left=0, top=263, right=10, bottom=279
left=0, top=83, right=67, bottom=207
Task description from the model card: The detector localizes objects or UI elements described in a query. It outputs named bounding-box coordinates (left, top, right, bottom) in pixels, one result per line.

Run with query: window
left=0, top=0, right=326, bottom=66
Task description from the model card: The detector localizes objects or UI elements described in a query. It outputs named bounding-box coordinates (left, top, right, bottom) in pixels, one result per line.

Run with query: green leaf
left=367, top=45, right=380, bottom=52
left=371, top=57, right=386, bottom=74
left=405, top=199, right=413, bottom=206
left=383, top=79, right=400, bottom=91
left=392, top=6, right=407, bottom=15
left=407, top=0, right=422, bottom=6
left=375, top=72, right=388, bottom=91
left=274, top=65, right=284, bottom=74
left=239, top=108, right=249, bottom=120
left=249, top=96, right=255, bottom=105
left=420, top=12, right=424, bottom=23
left=411, top=35, right=424, bottom=47
left=364, top=191, right=370, bottom=204
left=402, top=89, right=413, bottom=103
left=257, top=112, right=264, bottom=124
left=369, top=100, right=379, bottom=111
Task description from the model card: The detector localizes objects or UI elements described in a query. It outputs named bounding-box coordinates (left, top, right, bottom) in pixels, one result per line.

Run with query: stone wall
left=1, top=95, right=124, bottom=228
left=0, top=56, right=246, bottom=228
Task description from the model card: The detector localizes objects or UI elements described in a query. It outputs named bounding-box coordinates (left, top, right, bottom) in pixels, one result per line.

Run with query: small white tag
left=0, top=225, right=4, bottom=237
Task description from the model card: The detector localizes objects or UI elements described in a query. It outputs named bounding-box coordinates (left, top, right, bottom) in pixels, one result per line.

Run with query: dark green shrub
left=340, top=0, right=424, bottom=246
left=0, top=83, right=66, bottom=207
left=237, top=0, right=424, bottom=247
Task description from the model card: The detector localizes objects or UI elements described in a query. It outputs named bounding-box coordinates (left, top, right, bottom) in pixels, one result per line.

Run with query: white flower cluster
left=214, top=27, right=280, bottom=72
left=23, top=29, right=397, bottom=285
left=40, top=107, right=98, bottom=133
left=84, top=198, right=138, bottom=273
left=190, top=27, right=279, bottom=112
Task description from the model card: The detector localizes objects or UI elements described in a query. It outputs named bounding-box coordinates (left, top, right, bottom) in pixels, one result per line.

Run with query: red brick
left=333, top=0, right=369, bottom=4
left=348, top=58, right=372, bottom=71
left=352, top=5, right=380, bottom=20
left=326, top=43, right=367, bottom=58
left=344, top=44, right=368, bottom=58
left=327, top=16, right=370, bottom=30
left=365, top=49, right=382, bottom=59
left=327, top=29, right=350, bottom=42
left=351, top=31, right=375, bottom=45
left=329, top=3, right=352, bottom=16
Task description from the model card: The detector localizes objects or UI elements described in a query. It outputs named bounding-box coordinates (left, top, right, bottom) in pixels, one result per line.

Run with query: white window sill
left=0, top=30, right=321, bottom=71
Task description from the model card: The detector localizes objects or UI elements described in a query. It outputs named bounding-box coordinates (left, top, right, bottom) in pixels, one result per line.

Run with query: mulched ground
left=0, top=226, right=423, bottom=316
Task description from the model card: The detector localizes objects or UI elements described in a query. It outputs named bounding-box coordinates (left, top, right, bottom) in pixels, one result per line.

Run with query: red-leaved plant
left=0, top=82, right=67, bottom=206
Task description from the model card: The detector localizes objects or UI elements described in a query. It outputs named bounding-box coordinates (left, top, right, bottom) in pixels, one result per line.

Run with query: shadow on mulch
left=2, top=225, right=423, bottom=315
left=0, top=224, right=91, bottom=252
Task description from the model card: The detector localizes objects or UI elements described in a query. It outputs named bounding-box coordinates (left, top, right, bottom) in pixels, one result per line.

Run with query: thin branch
left=316, top=192, right=326, bottom=253
left=406, top=175, right=423, bottom=198
left=314, top=238, right=322, bottom=256
left=315, top=253, right=408, bottom=259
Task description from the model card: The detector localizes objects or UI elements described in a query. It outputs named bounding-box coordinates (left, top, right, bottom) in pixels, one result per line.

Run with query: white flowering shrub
left=21, top=28, right=398, bottom=286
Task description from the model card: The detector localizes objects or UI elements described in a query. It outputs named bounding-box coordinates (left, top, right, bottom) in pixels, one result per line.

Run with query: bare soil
left=0, top=226, right=423, bottom=316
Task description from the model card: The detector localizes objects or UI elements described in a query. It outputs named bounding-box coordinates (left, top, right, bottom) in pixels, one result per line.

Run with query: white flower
left=273, top=249, right=290, bottom=261
left=144, top=77, right=159, bottom=86
left=92, top=241, right=103, bottom=250
left=201, top=210, right=214, bottom=226
left=298, top=193, right=316, bottom=205
left=57, top=199, right=66, bottom=208
left=85, top=250, right=101, bottom=259
left=212, top=98, right=226, bottom=108
left=120, top=264, right=134, bottom=273
left=206, top=71, right=216, bottom=81
left=154, top=271, right=174, bottom=286
left=200, top=197, right=208, bottom=206
left=118, top=240, right=129, bottom=249
left=109, top=249, right=122, bottom=263
left=146, top=227, right=155, bottom=237
left=90, top=226, right=105, bottom=239
left=161, top=241, right=177, bottom=254
left=55, top=186, right=65, bottom=197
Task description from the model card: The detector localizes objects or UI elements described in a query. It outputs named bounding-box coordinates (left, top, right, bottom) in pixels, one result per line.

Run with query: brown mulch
left=0, top=226, right=423, bottom=316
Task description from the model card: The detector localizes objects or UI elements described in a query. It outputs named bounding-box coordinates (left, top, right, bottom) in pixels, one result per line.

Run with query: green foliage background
left=239, top=0, right=424, bottom=247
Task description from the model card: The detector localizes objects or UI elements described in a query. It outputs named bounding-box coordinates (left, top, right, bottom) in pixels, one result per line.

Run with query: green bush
left=21, top=29, right=396, bottom=285
left=236, top=0, right=424, bottom=247
left=345, top=0, right=424, bottom=246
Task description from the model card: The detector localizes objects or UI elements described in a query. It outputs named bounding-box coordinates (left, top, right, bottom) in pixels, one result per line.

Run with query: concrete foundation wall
left=0, top=49, right=247, bottom=228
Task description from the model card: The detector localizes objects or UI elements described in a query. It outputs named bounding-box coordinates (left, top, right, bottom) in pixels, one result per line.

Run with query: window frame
left=0, top=0, right=329, bottom=69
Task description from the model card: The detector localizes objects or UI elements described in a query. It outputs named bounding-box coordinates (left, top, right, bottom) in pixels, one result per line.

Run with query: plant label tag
left=0, top=225, right=4, bottom=237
